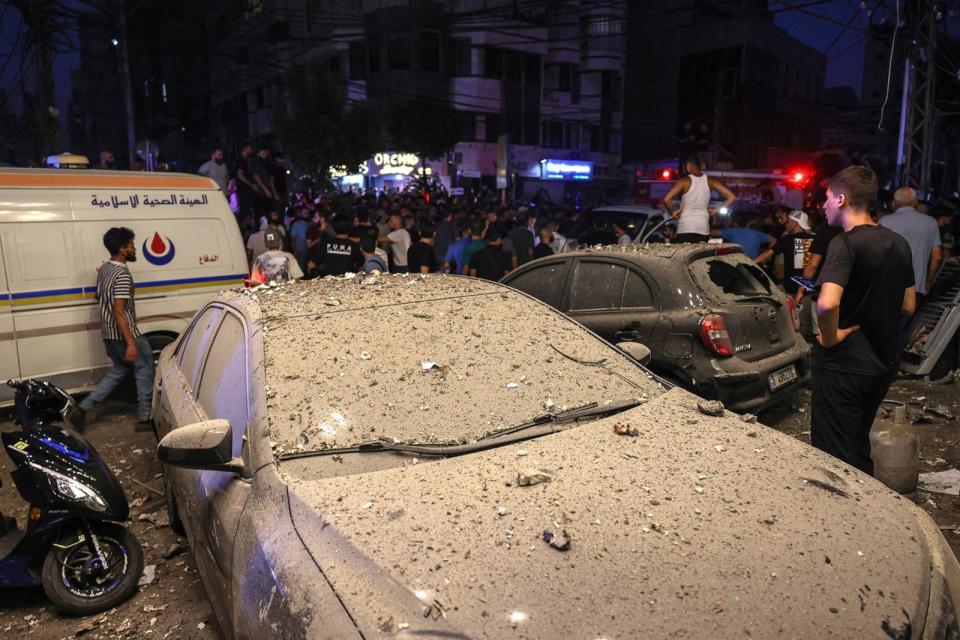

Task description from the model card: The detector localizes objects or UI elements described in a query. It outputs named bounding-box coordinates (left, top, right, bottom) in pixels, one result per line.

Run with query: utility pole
left=116, top=0, right=136, bottom=167
left=895, top=0, right=938, bottom=194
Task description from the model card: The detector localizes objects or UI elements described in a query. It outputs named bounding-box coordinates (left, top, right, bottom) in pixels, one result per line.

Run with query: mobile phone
left=791, top=276, right=820, bottom=293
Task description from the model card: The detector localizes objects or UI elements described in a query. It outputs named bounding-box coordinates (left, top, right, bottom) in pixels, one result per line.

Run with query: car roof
left=519, top=243, right=745, bottom=264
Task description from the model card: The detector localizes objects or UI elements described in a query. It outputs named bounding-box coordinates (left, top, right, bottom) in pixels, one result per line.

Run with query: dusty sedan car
left=502, top=243, right=810, bottom=412
left=153, top=275, right=959, bottom=639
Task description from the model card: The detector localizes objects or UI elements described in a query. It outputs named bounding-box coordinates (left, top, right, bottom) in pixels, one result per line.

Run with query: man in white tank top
left=661, top=154, right=737, bottom=243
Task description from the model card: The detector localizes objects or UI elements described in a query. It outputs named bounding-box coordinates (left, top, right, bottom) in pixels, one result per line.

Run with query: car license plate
left=768, top=365, right=798, bottom=391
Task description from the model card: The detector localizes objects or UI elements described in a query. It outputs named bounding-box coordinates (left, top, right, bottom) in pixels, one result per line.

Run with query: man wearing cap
left=757, top=210, right=815, bottom=295
left=757, top=210, right=816, bottom=337
left=249, top=227, right=303, bottom=284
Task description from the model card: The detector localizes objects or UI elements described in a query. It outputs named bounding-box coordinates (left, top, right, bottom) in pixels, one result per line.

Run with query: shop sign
left=542, top=159, right=593, bottom=181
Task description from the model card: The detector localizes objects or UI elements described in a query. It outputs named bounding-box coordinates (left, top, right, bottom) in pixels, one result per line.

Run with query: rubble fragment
left=542, top=529, right=571, bottom=551
left=517, top=469, right=553, bottom=486
left=697, top=400, right=725, bottom=417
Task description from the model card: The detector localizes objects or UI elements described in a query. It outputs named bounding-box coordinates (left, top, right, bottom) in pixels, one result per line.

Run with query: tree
left=275, top=62, right=382, bottom=181
left=386, top=97, right=462, bottom=160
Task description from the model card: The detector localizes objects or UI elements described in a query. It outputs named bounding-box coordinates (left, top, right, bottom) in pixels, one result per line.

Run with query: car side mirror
left=617, top=341, right=652, bottom=365
left=157, top=419, right=243, bottom=473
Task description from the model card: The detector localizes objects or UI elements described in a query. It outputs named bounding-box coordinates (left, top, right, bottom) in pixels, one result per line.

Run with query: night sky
left=0, top=1, right=880, bottom=126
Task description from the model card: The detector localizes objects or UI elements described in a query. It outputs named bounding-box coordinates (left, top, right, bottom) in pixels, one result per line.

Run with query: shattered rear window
left=689, top=254, right=773, bottom=299
left=261, top=277, right=663, bottom=456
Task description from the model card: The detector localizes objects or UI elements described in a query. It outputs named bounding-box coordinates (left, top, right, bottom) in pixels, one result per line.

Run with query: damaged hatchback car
left=502, top=243, right=810, bottom=412
left=152, top=275, right=959, bottom=639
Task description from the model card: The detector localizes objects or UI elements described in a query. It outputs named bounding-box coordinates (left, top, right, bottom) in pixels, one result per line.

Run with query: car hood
left=286, top=388, right=929, bottom=639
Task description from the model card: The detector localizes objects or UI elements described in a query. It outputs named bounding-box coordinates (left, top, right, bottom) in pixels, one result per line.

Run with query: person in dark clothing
left=407, top=221, right=438, bottom=274
left=533, top=227, right=554, bottom=259
left=433, top=209, right=459, bottom=264
left=506, top=215, right=535, bottom=267
left=810, top=166, right=916, bottom=475
left=470, top=228, right=512, bottom=281
left=577, top=218, right=617, bottom=247
left=233, top=142, right=258, bottom=220
left=756, top=210, right=815, bottom=295
left=314, top=218, right=363, bottom=277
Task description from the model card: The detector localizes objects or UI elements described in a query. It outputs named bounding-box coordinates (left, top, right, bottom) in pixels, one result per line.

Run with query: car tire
left=146, top=332, right=177, bottom=366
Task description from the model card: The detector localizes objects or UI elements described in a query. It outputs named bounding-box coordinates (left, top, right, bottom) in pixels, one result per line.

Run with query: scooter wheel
left=41, top=523, right=144, bottom=615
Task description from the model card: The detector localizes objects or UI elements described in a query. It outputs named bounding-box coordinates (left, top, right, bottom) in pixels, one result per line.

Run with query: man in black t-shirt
left=315, top=219, right=363, bottom=277
left=233, top=142, right=258, bottom=221
left=407, top=221, right=438, bottom=274
left=470, top=228, right=512, bottom=281
left=756, top=210, right=815, bottom=295
left=811, top=166, right=915, bottom=475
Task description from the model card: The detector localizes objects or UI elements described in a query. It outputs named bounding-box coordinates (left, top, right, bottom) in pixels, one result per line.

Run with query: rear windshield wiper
left=277, top=399, right=646, bottom=462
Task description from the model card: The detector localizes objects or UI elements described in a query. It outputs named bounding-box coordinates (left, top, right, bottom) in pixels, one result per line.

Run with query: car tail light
left=785, top=296, right=799, bottom=332
left=700, top=314, right=733, bottom=357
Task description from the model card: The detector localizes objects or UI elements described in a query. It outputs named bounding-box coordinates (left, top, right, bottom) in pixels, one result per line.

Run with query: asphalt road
left=0, top=374, right=957, bottom=639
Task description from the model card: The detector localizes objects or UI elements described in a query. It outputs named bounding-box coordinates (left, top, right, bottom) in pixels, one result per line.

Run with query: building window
left=589, top=126, right=602, bottom=152
left=543, top=120, right=564, bottom=148
left=583, top=15, right=624, bottom=52
left=368, top=37, right=380, bottom=73
left=565, top=122, right=580, bottom=149
left=327, top=54, right=340, bottom=74
left=388, top=33, right=411, bottom=70
left=420, top=31, right=440, bottom=72
left=451, top=39, right=472, bottom=77
left=484, top=47, right=502, bottom=78
left=349, top=41, right=366, bottom=79
left=484, top=113, right=501, bottom=143
left=571, top=67, right=580, bottom=104
left=524, top=54, right=541, bottom=86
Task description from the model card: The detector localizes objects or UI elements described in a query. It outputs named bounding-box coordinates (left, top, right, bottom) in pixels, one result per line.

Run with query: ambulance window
left=196, top=313, right=249, bottom=455
left=177, top=307, right=224, bottom=391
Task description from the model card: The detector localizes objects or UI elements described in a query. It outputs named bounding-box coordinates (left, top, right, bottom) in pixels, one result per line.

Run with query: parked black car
left=502, top=243, right=810, bottom=412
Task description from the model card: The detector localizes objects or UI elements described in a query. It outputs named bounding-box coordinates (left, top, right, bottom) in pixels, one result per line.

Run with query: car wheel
left=146, top=332, right=177, bottom=366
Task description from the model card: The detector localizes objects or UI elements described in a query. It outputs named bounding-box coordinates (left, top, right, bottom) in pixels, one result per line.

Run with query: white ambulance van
left=0, top=168, right=247, bottom=403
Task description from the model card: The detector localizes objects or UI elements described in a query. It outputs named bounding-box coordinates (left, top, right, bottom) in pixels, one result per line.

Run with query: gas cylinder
left=870, top=402, right=919, bottom=495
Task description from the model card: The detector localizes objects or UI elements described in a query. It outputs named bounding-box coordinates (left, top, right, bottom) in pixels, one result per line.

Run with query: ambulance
left=0, top=168, right=247, bottom=403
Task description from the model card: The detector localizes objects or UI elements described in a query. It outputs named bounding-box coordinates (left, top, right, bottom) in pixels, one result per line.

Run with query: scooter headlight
left=28, top=462, right=106, bottom=513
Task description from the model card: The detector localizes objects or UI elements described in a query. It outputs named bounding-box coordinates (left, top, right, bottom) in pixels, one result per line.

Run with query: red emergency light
left=657, top=168, right=676, bottom=180
left=788, top=169, right=810, bottom=185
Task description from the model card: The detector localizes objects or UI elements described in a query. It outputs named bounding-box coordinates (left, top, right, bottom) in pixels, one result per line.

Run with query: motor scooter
left=0, top=378, right=143, bottom=614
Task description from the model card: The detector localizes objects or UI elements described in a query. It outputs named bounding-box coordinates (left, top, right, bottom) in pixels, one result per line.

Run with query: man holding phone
left=810, top=167, right=915, bottom=475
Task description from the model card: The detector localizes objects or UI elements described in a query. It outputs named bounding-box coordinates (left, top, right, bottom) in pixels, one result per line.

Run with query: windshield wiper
left=277, top=399, right=646, bottom=462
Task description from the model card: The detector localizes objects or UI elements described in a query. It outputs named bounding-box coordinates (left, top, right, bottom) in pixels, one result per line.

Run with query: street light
left=111, top=38, right=119, bottom=47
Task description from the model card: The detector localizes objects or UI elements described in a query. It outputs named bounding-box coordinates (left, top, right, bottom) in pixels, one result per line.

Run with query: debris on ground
left=740, top=413, right=758, bottom=424
left=137, top=511, right=170, bottom=528
left=919, top=469, right=960, bottom=496
left=138, top=564, right=156, bottom=587
left=162, top=543, right=187, bottom=560
left=517, top=469, right=553, bottom=486
left=613, top=422, right=639, bottom=437
left=542, top=528, right=571, bottom=551
left=697, top=400, right=725, bottom=417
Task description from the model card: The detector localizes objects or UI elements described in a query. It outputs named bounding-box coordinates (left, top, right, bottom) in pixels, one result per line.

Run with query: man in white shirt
left=197, top=147, right=228, bottom=193
left=380, top=213, right=412, bottom=273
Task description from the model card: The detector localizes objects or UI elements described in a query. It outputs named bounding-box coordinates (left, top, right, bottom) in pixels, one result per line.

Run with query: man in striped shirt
left=73, top=227, right=155, bottom=430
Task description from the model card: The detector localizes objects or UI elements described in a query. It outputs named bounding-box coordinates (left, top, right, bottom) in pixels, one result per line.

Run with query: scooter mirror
left=157, top=419, right=243, bottom=473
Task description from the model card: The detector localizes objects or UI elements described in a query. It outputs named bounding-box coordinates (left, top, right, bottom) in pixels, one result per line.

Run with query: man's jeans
left=80, top=337, right=155, bottom=418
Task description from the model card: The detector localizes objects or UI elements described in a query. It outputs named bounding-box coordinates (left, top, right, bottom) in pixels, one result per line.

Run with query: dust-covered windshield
left=259, top=276, right=663, bottom=456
